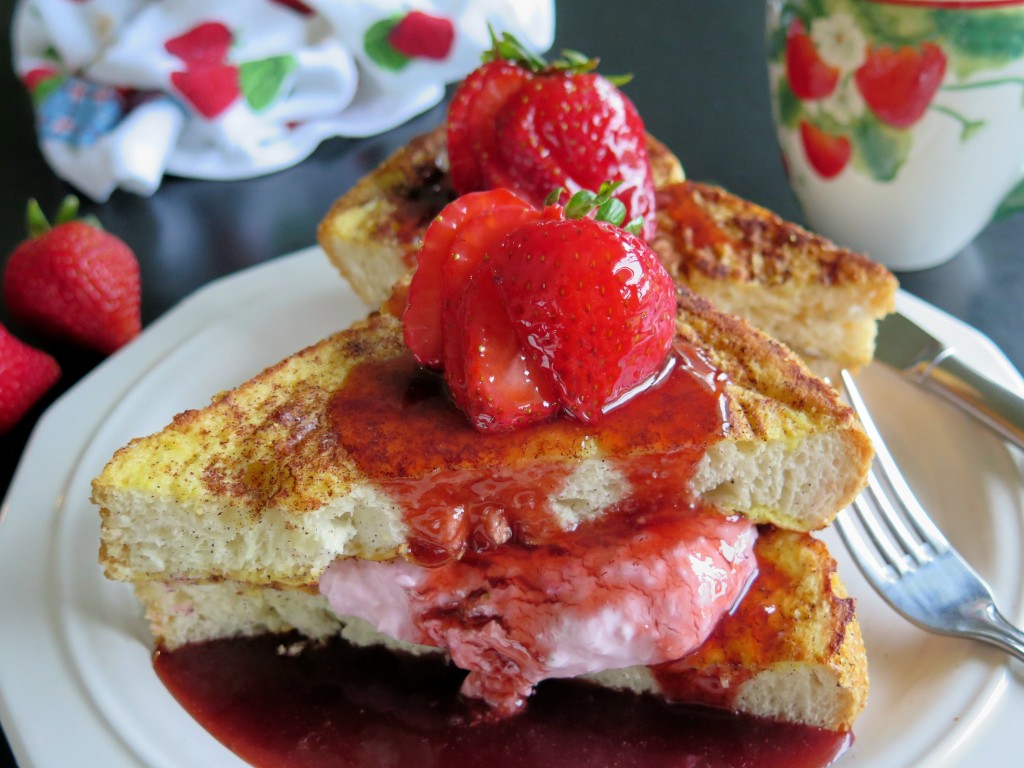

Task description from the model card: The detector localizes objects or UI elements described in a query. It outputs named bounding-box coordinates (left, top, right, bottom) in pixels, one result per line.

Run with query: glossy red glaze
left=155, top=633, right=850, bottom=768
left=327, top=341, right=726, bottom=566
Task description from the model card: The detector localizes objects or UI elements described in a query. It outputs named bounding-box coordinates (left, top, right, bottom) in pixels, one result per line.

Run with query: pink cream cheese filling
left=319, top=510, right=757, bottom=717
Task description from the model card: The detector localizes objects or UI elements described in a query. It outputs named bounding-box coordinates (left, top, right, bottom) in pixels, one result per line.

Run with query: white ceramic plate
left=1, top=247, right=1022, bottom=767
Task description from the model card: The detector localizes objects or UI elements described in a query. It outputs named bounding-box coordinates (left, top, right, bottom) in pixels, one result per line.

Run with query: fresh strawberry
left=388, top=11, right=455, bottom=60
left=493, top=195, right=676, bottom=422
left=446, top=33, right=656, bottom=240
left=3, top=197, right=141, bottom=354
left=799, top=121, right=851, bottom=179
left=855, top=43, right=946, bottom=129
left=443, top=272, right=558, bottom=431
left=170, top=65, right=240, bottom=119
left=404, top=184, right=674, bottom=430
left=404, top=188, right=535, bottom=368
left=785, top=19, right=839, bottom=100
left=0, top=323, right=60, bottom=435
left=165, top=22, right=233, bottom=67
left=498, top=72, right=656, bottom=240
left=447, top=60, right=534, bottom=195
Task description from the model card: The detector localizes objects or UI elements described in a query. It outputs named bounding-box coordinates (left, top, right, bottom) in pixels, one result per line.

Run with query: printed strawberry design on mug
left=799, top=121, right=851, bottom=179
left=855, top=43, right=947, bottom=129
left=785, top=20, right=839, bottom=100
left=165, top=21, right=240, bottom=119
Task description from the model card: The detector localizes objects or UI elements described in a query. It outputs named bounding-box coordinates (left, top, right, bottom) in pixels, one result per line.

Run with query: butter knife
left=873, top=312, right=1024, bottom=451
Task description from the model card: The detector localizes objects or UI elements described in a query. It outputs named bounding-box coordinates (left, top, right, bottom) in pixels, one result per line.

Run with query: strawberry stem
left=54, top=195, right=80, bottom=225
left=483, top=26, right=631, bottom=83
left=24, top=195, right=103, bottom=238
left=562, top=181, right=640, bottom=234
left=483, top=26, right=547, bottom=71
left=26, top=199, right=50, bottom=238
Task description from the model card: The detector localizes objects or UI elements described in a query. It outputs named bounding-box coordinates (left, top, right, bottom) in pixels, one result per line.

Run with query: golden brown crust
left=654, top=527, right=868, bottom=731
left=654, top=181, right=893, bottom=290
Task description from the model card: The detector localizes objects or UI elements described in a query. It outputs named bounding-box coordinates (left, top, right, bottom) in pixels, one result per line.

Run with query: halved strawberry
left=404, top=188, right=533, bottom=367
left=443, top=272, right=558, bottom=432
left=799, top=121, right=851, bottom=179
left=855, top=43, right=946, bottom=129
left=785, top=20, right=839, bottom=100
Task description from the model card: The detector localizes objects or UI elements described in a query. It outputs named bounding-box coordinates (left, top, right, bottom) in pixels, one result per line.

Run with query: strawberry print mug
left=767, top=0, right=1024, bottom=270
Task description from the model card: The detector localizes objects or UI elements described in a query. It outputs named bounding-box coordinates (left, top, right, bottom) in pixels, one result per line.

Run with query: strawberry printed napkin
left=12, top=0, right=554, bottom=202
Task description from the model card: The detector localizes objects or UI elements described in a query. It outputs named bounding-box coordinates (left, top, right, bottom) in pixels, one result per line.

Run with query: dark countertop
left=2, top=2, right=1021, bottom=765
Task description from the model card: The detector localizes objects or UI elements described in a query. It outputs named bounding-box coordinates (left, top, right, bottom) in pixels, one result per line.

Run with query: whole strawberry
left=0, top=323, right=60, bottom=434
left=447, top=31, right=657, bottom=241
left=4, top=197, right=141, bottom=354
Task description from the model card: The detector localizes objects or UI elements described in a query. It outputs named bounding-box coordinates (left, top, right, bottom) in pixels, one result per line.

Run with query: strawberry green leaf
left=26, top=199, right=50, bottom=238
left=597, top=197, right=627, bottom=227
left=365, top=15, right=410, bottom=71
left=623, top=217, right=644, bottom=236
left=239, top=55, right=297, bottom=112
left=543, top=186, right=566, bottom=206
left=565, top=189, right=597, bottom=219
left=483, top=26, right=547, bottom=71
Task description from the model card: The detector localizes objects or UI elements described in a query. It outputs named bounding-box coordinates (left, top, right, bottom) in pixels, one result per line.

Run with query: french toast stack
left=93, top=38, right=897, bottom=739
left=319, top=124, right=896, bottom=378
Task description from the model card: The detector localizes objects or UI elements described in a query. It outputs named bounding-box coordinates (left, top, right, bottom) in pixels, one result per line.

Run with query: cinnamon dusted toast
left=317, top=125, right=896, bottom=375
left=94, top=295, right=870, bottom=589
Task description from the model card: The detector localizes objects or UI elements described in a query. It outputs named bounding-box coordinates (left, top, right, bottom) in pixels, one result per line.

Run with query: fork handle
left=962, top=602, right=1024, bottom=664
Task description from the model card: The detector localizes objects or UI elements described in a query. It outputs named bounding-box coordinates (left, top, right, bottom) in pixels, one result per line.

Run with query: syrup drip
left=327, top=342, right=727, bottom=565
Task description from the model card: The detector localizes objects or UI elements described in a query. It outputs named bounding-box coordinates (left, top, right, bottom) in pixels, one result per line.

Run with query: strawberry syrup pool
left=155, top=634, right=850, bottom=768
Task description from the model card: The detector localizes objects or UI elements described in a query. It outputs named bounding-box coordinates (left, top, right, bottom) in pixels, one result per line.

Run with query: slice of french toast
left=93, top=293, right=871, bottom=589
left=134, top=526, right=867, bottom=732
left=317, top=125, right=896, bottom=375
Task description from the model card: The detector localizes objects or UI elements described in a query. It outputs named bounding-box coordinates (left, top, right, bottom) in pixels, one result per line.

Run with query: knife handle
left=921, top=354, right=1024, bottom=451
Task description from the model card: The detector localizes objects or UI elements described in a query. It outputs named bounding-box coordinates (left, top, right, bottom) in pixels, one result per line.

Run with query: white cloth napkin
left=12, top=0, right=555, bottom=201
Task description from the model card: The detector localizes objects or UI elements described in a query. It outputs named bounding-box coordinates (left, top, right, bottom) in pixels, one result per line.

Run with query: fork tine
left=840, top=370, right=951, bottom=554
left=835, top=508, right=888, bottom=576
left=863, top=470, right=932, bottom=566
left=849, top=492, right=910, bottom=574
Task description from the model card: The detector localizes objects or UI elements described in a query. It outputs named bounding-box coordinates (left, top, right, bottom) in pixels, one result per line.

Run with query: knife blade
left=873, top=312, right=1024, bottom=451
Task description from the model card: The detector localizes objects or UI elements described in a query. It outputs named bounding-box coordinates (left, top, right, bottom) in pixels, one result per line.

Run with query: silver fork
left=836, top=369, right=1024, bottom=662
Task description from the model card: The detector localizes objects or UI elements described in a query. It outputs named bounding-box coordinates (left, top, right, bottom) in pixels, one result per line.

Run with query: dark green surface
left=2, top=2, right=1023, bottom=765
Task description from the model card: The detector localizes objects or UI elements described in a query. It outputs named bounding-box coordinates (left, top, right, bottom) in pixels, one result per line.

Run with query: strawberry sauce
left=154, top=632, right=851, bottom=768
left=327, top=341, right=727, bottom=566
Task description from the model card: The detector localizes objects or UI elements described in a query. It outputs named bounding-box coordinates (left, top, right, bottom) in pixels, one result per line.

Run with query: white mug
left=766, top=0, right=1024, bottom=270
